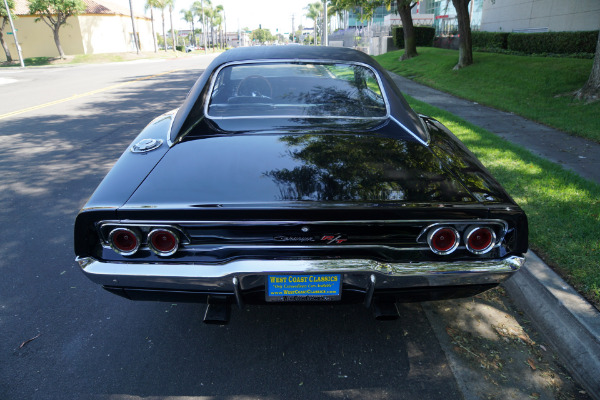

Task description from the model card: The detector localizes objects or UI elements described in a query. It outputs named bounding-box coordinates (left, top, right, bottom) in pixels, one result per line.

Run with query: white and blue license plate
left=266, top=274, right=341, bottom=302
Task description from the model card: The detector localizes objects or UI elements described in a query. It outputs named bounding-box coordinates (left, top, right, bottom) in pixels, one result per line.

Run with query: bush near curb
left=507, top=31, right=598, bottom=54
left=471, top=31, right=510, bottom=50
left=393, top=26, right=435, bottom=48
left=468, top=30, right=598, bottom=56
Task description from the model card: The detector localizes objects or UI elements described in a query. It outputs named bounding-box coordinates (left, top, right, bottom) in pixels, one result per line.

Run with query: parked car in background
left=74, top=46, right=528, bottom=324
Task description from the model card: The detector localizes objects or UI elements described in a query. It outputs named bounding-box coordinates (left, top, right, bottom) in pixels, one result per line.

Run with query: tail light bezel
left=465, top=226, right=496, bottom=255
left=108, top=227, right=141, bottom=256
left=418, top=220, right=507, bottom=256
left=427, top=227, right=460, bottom=255
left=148, top=228, right=180, bottom=256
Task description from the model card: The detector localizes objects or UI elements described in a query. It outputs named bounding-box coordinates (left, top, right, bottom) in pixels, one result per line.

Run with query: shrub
left=393, top=26, right=436, bottom=48
left=175, top=45, right=185, bottom=52
left=507, top=31, right=598, bottom=54
left=472, top=31, right=509, bottom=50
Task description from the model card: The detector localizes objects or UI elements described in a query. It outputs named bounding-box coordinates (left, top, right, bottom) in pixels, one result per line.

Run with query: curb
left=503, top=251, right=600, bottom=400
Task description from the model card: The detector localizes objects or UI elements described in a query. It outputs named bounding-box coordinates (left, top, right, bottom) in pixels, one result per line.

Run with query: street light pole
left=3, top=0, right=24, bottom=67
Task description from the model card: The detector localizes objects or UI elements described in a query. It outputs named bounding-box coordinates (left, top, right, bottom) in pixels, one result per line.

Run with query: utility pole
left=3, top=0, right=24, bottom=67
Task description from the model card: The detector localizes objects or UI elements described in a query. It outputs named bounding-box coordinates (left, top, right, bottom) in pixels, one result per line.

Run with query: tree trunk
left=169, top=6, right=175, bottom=52
left=452, top=0, right=473, bottom=70
left=575, top=31, right=600, bottom=102
left=161, top=10, right=166, bottom=52
left=128, top=0, right=139, bottom=53
left=150, top=8, right=157, bottom=53
left=53, top=26, right=65, bottom=59
left=397, top=1, right=417, bottom=60
left=0, top=18, right=13, bottom=62
left=191, top=19, right=195, bottom=46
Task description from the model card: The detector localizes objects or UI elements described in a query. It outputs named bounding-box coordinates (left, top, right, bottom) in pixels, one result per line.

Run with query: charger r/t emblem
left=321, top=234, right=347, bottom=244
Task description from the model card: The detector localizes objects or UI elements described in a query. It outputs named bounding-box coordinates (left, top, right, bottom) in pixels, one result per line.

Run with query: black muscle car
left=74, top=46, right=527, bottom=323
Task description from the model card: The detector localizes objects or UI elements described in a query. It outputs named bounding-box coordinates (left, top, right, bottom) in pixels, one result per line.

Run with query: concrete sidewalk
left=388, top=72, right=600, bottom=399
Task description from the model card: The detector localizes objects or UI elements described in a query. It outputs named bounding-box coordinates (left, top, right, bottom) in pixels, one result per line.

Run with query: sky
left=129, top=0, right=314, bottom=34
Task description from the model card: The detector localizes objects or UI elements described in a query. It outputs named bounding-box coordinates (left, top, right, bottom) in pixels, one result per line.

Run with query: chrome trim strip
left=178, top=245, right=428, bottom=251
left=390, top=115, right=428, bottom=147
left=99, top=218, right=509, bottom=228
left=203, top=59, right=391, bottom=120
left=76, top=256, right=524, bottom=291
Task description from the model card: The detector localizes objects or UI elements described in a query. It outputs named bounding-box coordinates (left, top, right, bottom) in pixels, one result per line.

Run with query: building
left=479, top=0, right=600, bottom=33
left=225, top=31, right=250, bottom=48
left=336, top=0, right=599, bottom=37
left=1, top=0, right=154, bottom=62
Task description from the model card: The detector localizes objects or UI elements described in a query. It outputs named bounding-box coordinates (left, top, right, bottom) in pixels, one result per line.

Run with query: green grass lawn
left=375, top=48, right=600, bottom=143
left=405, top=95, right=600, bottom=307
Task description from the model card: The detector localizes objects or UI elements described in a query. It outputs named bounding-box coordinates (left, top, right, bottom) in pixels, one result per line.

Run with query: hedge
left=393, top=26, right=436, bottom=48
left=507, top=31, right=598, bottom=54
left=472, top=31, right=509, bottom=50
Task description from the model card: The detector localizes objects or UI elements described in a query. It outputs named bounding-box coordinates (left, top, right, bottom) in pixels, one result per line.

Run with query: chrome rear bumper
left=76, top=256, right=524, bottom=293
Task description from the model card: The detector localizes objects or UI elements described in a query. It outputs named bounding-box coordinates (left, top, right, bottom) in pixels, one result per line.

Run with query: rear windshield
left=206, top=62, right=388, bottom=119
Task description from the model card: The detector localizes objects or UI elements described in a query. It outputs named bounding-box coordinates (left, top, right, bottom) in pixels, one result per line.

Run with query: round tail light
left=148, top=229, right=179, bottom=256
left=466, top=227, right=496, bottom=254
left=109, top=228, right=140, bottom=256
left=427, top=227, right=459, bottom=255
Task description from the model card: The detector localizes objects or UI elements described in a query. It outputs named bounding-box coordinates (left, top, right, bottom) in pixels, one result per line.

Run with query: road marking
left=0, top=68, right=182, bottom=121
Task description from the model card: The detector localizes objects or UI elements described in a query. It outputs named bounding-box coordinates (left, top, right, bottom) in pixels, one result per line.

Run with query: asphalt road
left=0, top=55, right=463, bottom=400
left=0, top=54, right=586, bottom=400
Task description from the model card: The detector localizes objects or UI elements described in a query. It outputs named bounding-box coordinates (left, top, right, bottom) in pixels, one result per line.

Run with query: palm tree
left=180, top=9, right=195, bottom=46
left=305, top=1, right=323, bottom=46
left=152, top=0, right=168, bottom=51
left=145, top=0, right=159, bottom=52
left=192, top=0, right=209, bottom=53
left=167, top=0, right=176, bottom=51
left=213, top=4, right=223, bottom=49
left=127, top=0, right=139, bottom=53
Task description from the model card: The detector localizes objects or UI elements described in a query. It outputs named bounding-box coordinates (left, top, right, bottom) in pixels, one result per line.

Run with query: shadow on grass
left=1, top=57, right=53, bottom=67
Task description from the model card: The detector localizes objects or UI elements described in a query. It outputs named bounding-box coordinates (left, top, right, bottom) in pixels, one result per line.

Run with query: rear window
left=206, top=62, right=388, bottom=119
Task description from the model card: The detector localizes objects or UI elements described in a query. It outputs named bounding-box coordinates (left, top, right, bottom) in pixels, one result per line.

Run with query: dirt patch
left=424, top=287, right=591, bottom=400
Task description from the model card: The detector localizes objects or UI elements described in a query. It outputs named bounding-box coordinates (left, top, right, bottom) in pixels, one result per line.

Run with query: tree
left=192, top=0, right=208, bottom=52
left=180, top=8, right=195, bottom=46
left=213, top=4, right=223, bottom=49
left=153, top=0, right=168, bottom=51
left=145, top=0, right=159, bottom=52
left=250, top=28, right=273, bottom=45
left=396, top=0, right=418, bottom=60
left=28, top=0, right=85, bottom=59
left=451, top=0, right=473, bottom=70
left=575, top=31, right=600, bottom=103
left=0, top=0, right=15, bottom=62
left=305, top=1, right=323, bottom=46
left=167, top=0, right=175, bottom=51
left=333, top=0, right=419, bottom=60
left=128, top=0, right=139, bottom=53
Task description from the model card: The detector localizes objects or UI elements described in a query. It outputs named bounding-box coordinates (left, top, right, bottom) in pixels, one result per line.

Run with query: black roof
left=209, top=45, right=379, bottom=66
left=169, top=46, right=428, bottom=145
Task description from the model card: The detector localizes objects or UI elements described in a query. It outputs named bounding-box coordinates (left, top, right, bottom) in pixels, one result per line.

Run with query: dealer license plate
left=266, top=274, right=341, bottom=302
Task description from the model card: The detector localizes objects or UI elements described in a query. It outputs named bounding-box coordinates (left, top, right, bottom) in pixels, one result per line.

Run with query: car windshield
left=206, top=62, right=388, bottom=119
